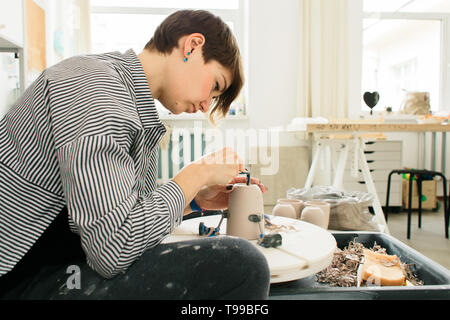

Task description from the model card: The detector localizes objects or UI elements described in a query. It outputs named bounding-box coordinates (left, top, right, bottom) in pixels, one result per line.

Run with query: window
left=90, top=0, right=246, bottom=117
left=362, top=0, right=450, bottom=113
left=0, top=52, right=21, bottom=118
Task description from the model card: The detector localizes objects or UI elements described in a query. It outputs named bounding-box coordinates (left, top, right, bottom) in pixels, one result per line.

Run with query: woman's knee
left=213, top=237, right=270, bottom=299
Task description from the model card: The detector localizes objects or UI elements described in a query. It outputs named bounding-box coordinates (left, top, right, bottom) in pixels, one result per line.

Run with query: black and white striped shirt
left=0, top=49, right=185, bottom=278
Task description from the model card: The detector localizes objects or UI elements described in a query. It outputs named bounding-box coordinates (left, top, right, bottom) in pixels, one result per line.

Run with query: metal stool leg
left=446, top=184, right=449, bottom=239
left=434, top=172, right=448, bottom=239
left=385, top=171, right=395, bottom=223
left=444, top=182, right=449, bottom=239
left=417, top=175, right=423, bottom=229
left=440, top=174, right=448, bottom=239
left=407, top=175, right=413, bottom=239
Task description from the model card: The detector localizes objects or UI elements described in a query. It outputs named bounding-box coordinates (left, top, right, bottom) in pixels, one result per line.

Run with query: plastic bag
left=286, top=186, right=380, bottom=231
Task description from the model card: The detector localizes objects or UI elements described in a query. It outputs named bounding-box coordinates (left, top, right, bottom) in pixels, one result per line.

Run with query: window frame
left=362, top=11, right=450, bottom=111
left=90, top=4, right=244, bottom=45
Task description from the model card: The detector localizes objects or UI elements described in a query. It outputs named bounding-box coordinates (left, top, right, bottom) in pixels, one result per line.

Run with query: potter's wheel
left=162, top=215, right=337, bottom=283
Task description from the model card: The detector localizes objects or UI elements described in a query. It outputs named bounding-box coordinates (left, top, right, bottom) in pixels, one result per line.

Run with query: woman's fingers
left=226, top=176, right=268, bottom=193
left=229, top=176, right=260, bottom=185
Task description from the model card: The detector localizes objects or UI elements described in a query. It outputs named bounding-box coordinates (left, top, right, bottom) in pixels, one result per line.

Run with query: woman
left=0, top=10, right=270, bottom=299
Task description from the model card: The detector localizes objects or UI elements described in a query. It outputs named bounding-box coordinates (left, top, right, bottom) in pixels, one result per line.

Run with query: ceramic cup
left=302, top=200, right=331, bottom=229
left=276, top=198, right=304, bottom=219
left=272, top=203, right=296, bottom=219
left=300, top=206, right=327, bottom=229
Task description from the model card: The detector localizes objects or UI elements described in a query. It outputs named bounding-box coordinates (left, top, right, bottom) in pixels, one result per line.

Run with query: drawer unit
left=338, top=141, right=403, bottom=206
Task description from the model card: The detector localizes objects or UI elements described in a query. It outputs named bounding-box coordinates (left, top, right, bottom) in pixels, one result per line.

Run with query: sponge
left=362, top=249, right=406, bottom=286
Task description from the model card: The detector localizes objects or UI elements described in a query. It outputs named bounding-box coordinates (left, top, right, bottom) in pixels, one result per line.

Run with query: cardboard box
left=402, top=179, right=436, bottom=209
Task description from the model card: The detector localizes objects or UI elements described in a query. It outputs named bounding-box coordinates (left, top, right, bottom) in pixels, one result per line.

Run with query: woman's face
left=158, top=35, right=232, bottom=115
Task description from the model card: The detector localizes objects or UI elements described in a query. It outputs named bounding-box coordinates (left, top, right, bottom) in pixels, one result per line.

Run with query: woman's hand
left=194, top=147, right=244, bottom=186
left=174, top=147, right=249, bottom=214
left=194, top=175, right=268, bottom=211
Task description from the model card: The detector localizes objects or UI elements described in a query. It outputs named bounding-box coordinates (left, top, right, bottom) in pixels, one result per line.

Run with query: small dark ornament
left=363, top=91, right=380, bottom=115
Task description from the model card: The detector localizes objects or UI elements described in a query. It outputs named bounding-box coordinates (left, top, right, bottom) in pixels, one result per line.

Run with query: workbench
left=287, top=121, right=449, bottom=234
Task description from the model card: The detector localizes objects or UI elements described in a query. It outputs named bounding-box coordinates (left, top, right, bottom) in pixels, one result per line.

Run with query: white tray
left=162, top=215, right=337, bottom=283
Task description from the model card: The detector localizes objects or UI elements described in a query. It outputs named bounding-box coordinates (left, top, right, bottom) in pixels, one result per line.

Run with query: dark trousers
left=0, top=208, right=270, bottom=300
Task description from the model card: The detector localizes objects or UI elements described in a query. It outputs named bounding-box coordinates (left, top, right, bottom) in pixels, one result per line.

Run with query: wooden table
left=306, top=122, right=449, bottom=173
left=306, top=123, right=449, bottom=133
left=291, top=121, right=449, bottom=234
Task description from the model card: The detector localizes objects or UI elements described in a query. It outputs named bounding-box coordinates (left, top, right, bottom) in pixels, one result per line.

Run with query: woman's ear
left=183, top=33, right=205, bottom=56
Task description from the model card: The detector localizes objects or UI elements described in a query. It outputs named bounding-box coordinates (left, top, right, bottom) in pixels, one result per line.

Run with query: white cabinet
left=342, top=140, right=403, bottom=206
left=0, top=0, right=24, bottom=48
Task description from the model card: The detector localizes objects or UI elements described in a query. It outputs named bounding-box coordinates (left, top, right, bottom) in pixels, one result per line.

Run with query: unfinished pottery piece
left=226, top=183, right=264, bottom=240
left=276, top=198, right=304, bottom=219
left=304, top=200, right=330, bottom=228
left=301, top=200, right=330, bottom=229
left=272, top=203, right=296, bottom=219
left=300, top=206, right=328, bottom=229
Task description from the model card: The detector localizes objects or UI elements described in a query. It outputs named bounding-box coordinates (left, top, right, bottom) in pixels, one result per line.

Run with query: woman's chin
left=163, top=105, right=183, bottom=115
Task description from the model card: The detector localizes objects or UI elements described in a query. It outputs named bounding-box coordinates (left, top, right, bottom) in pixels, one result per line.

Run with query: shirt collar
left=123, top=49, right=166, bottom=133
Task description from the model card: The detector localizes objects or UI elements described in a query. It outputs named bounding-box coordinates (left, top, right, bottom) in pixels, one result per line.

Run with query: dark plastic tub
left=269, top=231, right=450, bottom=300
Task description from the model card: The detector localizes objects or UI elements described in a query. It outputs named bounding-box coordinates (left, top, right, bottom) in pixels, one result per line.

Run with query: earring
left=184, top=51, right=191, bottom=62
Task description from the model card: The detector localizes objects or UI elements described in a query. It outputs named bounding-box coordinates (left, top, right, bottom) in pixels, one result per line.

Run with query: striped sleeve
left=43, top=57, right=186, bottom=278
left=57, top=134, right=185, bottom=278
left=0, top=50, right=186, bottom=278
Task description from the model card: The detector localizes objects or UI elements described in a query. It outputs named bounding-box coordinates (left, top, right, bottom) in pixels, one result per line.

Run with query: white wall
left=166, top=0, right=305, bottom=148
left=246, top=0, right=302, bottom=131
left=0, top=0, right=24, bottom=47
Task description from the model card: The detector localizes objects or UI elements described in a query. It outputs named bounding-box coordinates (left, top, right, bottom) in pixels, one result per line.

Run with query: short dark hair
left=144, top=10, right=244, bottom=124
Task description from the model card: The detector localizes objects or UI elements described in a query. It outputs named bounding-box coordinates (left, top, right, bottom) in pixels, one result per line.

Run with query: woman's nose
left=199, top=97, right=212, bottom=112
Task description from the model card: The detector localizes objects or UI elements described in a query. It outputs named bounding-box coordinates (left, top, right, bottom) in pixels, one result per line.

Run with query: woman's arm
left=173, top=147, right=244, bottom=214
left=58, top=135, right=186, bottom=278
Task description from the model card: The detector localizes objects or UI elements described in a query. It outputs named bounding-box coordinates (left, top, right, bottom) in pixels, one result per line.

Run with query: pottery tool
left=240, top=170, right=250, bottom=185
left=198, top=210, right=227, bottom=237
left=248, top=214, right=282, bottom=248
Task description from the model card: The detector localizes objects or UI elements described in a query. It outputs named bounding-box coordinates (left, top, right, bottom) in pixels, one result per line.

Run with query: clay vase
left=227, top=183, right=264, bottom=240
left=276, top=198, right=304, bottom=219
left=302, top=200, right=330, bottom=229
left=272, top=203, right=296, bottom=219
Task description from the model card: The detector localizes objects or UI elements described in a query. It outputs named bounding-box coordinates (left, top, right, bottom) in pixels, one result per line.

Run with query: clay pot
left=272, top=203, right=296, bottom=219
left=302, top=200, right=331, bottom=229
left=276, top=198, right=304, bottom=219
left=227, top=183, right=264, bottom=240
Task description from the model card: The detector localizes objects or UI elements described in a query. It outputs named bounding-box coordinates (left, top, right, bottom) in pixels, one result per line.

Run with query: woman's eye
left=214, top=82, right=219, bottom=92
